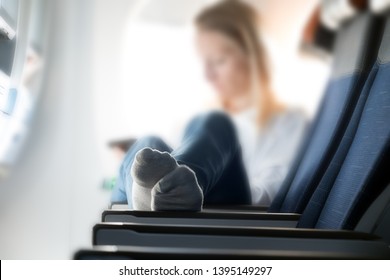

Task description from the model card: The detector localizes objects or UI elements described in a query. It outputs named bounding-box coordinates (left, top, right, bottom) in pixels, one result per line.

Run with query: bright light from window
left=120, top=22, right=213, bottom=147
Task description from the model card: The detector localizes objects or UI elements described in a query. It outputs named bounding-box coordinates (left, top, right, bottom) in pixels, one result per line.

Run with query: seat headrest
left=370, top=0, right=390, bottom=13
left=320, top=0, right=358, bottom=30
left=331, top=13, right=382, bottom=78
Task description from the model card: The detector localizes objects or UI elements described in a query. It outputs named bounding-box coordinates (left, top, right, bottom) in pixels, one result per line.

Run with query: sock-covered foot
left=131, top=148, right=178, bottom=210
left=152, top=165, right=204, bottom=211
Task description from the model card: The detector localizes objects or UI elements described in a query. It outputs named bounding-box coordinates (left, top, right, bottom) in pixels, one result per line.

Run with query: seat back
left=299, top=18, right=390, bottom=229
left=269, top=13, right=384, bottom=213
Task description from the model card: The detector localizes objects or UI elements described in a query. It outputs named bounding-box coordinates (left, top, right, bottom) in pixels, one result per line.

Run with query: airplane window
left=0, top=0, right=48, bottom=178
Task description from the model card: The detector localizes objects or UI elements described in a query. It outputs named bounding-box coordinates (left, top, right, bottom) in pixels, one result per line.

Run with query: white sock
left=131, top=148, right=203, bottom=211
left=131, top=148, right=177, bottom=210
left=152, top=165, right=204, bottom=211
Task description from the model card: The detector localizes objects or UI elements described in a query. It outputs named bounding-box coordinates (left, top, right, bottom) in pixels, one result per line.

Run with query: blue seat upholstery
left=298, top=22, right=390, bottom=228
left=270, top=13, right=384, bottom=213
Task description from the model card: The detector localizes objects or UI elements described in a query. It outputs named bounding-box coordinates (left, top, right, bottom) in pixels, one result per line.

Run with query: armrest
left=93, top=222, right=380, bottom=242
left=76, top=245, right=368, bottom=260
left=91, top=223, right=390, bottom=259
left=203, top=204, right=269, bottom=213
left=109, top=204, right=269, bottom=212
left=102, top=210, right=300, bottom=228
left=80, top=232, right=390, bottom=260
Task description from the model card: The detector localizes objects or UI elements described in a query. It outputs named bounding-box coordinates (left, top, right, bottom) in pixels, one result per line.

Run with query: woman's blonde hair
left=196, top=0, right=273, bottom=122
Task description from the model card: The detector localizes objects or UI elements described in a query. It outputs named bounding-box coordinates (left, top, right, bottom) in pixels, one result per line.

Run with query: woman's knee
left=199, top=111, right=237, bottom=139
left=185, top=111, right=239, bottom=147
left=188, top=111, right=232, bottom=129
left=203, top=111, right=234, bottom=129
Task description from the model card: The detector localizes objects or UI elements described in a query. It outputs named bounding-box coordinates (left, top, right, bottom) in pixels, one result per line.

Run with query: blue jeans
left=111, top=111, right=252, bottom=208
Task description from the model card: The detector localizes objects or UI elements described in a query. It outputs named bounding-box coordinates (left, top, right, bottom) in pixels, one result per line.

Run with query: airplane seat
left=297, top=15, right=390, bottom=230
left=269, top=12, right=384, bottom=213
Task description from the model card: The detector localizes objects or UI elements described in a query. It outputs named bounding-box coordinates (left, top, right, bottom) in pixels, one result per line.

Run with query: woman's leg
left=113, top=111, right=251, bottom=210
left=171, top=111, right=252, bottom=205
left=110, top=136, right=172, bottom=208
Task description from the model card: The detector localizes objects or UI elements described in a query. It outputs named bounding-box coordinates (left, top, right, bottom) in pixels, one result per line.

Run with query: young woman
left=111, top=0, right=308, bottom=211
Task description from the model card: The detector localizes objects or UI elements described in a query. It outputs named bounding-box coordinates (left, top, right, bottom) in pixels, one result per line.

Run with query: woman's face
left=196, top=29, right=251, bottom=103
